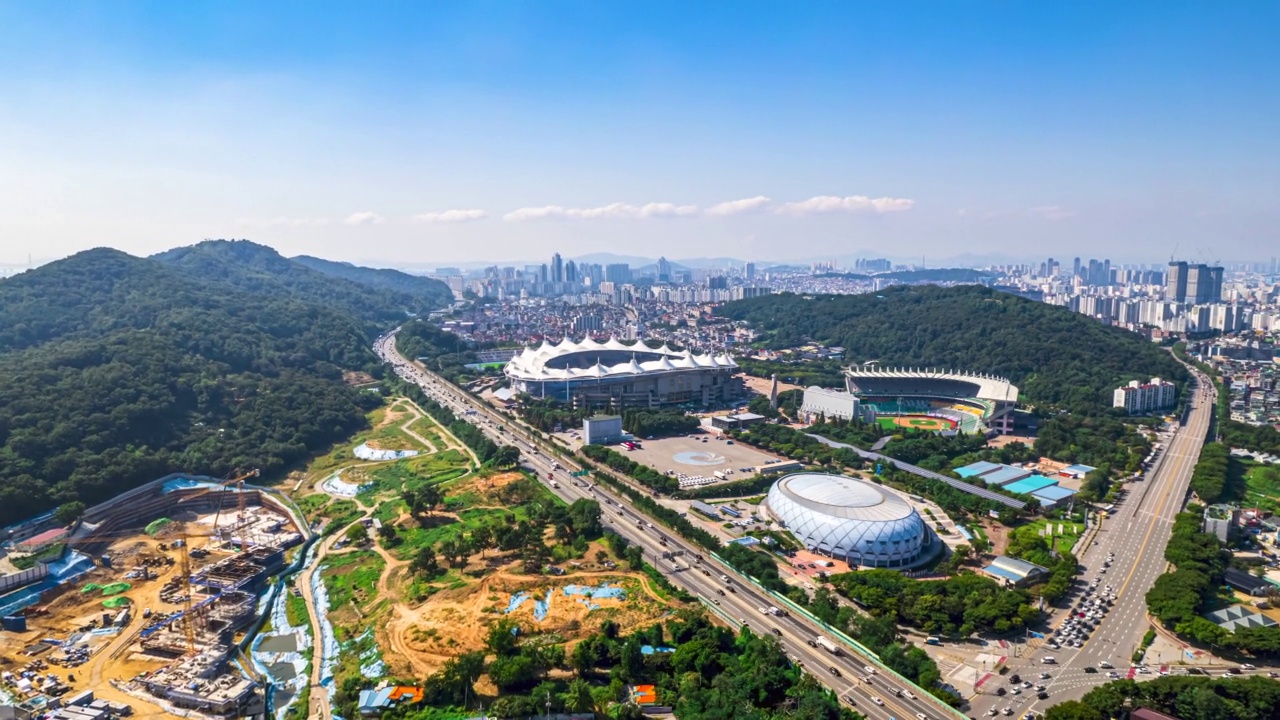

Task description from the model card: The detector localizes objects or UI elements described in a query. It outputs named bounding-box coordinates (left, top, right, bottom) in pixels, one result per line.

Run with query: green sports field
left=875, top=415, right=957, bottom=431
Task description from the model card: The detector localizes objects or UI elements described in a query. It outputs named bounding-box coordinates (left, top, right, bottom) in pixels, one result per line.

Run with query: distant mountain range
left=387, top=250, right=1055, bottom=275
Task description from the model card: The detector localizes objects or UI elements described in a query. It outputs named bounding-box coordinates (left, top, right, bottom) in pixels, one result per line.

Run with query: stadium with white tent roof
left=503, top=336, right=741, bottom=407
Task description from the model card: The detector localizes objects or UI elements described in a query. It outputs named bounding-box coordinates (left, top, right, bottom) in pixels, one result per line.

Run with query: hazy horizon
left=2, top=2, right=1276, bottom=267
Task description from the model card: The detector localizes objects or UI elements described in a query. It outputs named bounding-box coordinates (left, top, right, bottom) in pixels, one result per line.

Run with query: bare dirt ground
left=379, top=568, right=672, bottom=678
left=741, top=373, right=803, bottom=396
left=983, top=521, right=1011, bottom=556
left=1, top=533, right=227, bottom=720
left=985, top=434, right=1036, bottom=448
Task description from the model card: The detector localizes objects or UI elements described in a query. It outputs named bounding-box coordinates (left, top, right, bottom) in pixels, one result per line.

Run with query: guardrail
left=710, top=552, right=967, bottom=719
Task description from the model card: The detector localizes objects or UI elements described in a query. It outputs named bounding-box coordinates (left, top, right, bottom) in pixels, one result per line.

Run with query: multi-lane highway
left=375, top=331, right=962, bottom=720
left=970, top=361, right=1218, bottom=718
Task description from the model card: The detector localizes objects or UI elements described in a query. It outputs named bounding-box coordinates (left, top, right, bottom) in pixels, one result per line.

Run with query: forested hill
left=0, top=243, right=446, bottom=526
left=292, top=255, right=453, bottom=310
left=716, top=285, right=1188, bottom=414
left=151, top=240, right=440, bottom=328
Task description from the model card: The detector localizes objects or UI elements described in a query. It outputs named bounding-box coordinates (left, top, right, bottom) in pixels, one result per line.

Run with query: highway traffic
left=375, top=331, right=964, bottom=720
left=970, top=361, right=1220, bottom=718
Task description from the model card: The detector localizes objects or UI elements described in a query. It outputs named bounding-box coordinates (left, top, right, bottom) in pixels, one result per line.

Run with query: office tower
left=565, top=259, right=578, bottom=284
left=744, top=262, right=756, bottom=281
left=657, top=257, right=672, bottom=282
left=1166, top=261, right=1188, bottom=302
left=550, top=253, right=564, bottom=283
left=1073, top=257, right=1082, bottom=278
left=539, top=263, right=548, bottom=284
left=605, top=263, right=631, bottom=283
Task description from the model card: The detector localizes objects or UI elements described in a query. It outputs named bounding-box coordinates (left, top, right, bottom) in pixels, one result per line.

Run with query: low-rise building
left=1204, top=605, right=1278, bottom=632
left=583, top=415, right=623, bottom=445
left=1203, top=504, right=1239, bottom=542
left=799, top=386, right=876, bottom=424
left=711, top=413, right=767, bottom=430
left=980, top=555, right=1049, bottom=587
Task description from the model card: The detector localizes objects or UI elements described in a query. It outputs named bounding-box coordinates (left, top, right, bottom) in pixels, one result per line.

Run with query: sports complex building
left=843, top=367, right=1019, bottom=434
left=764, top=472, right=936, bottom=569
left=503, top=337, right=741, bottom=408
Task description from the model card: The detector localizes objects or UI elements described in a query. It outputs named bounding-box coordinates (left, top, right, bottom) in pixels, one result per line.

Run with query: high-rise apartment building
left=1113, top=378, right=1177, bottom=415
left=1167, top=261, right=1223, bottom=303
left=565, top=259, right=578, bottom=284
left=1166, top=261, right=1188, bottom=302
left=605, top=263, right=631, bottom=284
left=744, top=262, right=756, bottom=281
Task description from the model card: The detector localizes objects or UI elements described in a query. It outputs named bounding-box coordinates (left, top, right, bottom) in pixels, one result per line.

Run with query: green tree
left=54, top=501, right=86, bottom=527
left=486, top=618, right=520, bottom=657
left=410, top=545, right=440, bottom=578
left=562, top=678, right=596, bottom=713
left=343, top=523, right=368, bottom=545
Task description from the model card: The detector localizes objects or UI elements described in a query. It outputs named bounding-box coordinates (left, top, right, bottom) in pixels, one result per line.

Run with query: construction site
left=0, top=472, right=309, bottom=720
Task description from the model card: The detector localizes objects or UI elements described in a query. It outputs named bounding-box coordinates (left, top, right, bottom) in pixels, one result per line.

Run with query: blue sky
left=1, top=1, right=1276, bottom=267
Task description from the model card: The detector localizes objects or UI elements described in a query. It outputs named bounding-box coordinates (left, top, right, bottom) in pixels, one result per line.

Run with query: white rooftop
left=504, top=336, right=736, bottom=382
left=774, top=472, right=915, bottom=523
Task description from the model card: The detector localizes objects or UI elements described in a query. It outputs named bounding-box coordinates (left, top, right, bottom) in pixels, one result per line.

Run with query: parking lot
left=623, top=432, right=785, bottom=485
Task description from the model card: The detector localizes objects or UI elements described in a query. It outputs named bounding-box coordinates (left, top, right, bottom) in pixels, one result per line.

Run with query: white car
left=871, top=697, right=885, bottom=706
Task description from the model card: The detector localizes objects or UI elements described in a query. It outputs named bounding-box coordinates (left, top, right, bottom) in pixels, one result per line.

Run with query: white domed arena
left=764, top=473, right=934, bottom=569
left=504, top=337, right=740, bottom=408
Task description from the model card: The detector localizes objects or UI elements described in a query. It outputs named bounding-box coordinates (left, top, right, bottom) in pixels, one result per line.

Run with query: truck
left=925, top=636, right=941, bottom=645
left=766, top=606, right=781, bottom=616
left=714, top=470, right=727, bottom=480
left=815, top=636, right=842, bottom=656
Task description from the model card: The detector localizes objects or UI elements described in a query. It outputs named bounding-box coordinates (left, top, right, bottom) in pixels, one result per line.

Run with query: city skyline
left=1, top=3, right=1277, bottom=266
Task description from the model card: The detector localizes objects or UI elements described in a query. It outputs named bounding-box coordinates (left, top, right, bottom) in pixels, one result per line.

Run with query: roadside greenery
left=1044, top=675, right=1280, bottom=720
left=395, top=320, right=504, bottom=386
left=581, top=444, right=679, bottom=493
left=405, top=612, right=860, bottom=720
left=828, top=569, right=1039, bottom=636
left=621, top=409, right=701, bottom=438
left=1144, top=508, right=1280, bottom=655
left=1189, top=442, right=1247, bottom=504
left=1032, top=413, right=1154, bottom=474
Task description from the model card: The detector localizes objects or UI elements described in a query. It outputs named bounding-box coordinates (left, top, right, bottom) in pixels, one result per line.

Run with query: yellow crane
left=170, top=469, right=260, bottom=654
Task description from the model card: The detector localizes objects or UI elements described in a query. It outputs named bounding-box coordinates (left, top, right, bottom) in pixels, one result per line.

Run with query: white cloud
left=343, top=211, right=383, bottom=226
left=1027, top=205, right=1075, bottom=221
left=503, top=202, right=699, bottom=222
left=776, top=195, right=915, bottom=215
left=704, top=196, right=772, bottom=216
left=410, top=209, right=488, bottom=224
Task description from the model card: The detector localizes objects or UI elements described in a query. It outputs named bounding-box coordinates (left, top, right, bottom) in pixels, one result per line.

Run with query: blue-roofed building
left=728, top=536, right=760, bottom=547
left=1002, top=475, right=1060, bottom=495
left=1030, top=485, right=1077, bottom=509
left=978, top=466, right=1033, bottom=486
left=955, top=461, right=1002, bottom=478
left=1060, top=464, right=1097, bottom=479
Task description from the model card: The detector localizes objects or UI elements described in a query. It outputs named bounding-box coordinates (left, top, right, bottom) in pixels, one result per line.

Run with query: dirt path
left=400, top=397, right=481, bottom=466
left=397, top=403, right=440, bottom=454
